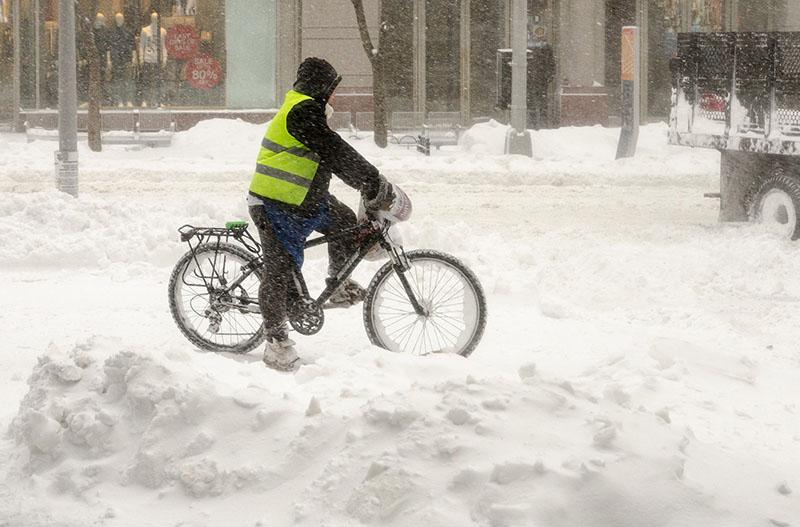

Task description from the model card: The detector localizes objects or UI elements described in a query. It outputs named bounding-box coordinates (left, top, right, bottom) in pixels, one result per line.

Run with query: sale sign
left=186, top=54, right=222, bottom=90
left=166, top=25, right=200, bottom=60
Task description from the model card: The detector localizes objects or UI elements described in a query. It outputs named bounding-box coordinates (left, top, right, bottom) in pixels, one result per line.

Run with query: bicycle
left=168, top=211, right=487, bottom=358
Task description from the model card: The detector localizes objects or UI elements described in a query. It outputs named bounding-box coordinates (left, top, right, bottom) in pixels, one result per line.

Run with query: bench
left=389, top=111, right=425, bottom=146
left=417, top=112, right=463, bottom=155
left=347, top=110, right=463, bottom=154
left=135, top=110, right=175, bottom=147
left=24, top=110, right=175, bottom=147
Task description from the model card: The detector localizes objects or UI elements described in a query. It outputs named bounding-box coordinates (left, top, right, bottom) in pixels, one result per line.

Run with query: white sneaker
left=262, top=337, right=299, bottom=372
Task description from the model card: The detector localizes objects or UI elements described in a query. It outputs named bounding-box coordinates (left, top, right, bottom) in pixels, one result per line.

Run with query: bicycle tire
left=168, top=242, right=265, bottom=354
left=363, top=250, right=487, bottom=357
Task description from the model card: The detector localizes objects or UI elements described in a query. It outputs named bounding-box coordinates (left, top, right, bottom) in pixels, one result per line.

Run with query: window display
left=736, top=0, right=787, bottom=31
left=109, top=12, right=136, bottom=106
left=23, top=0, right=227, bottom=109
left=661, top=0, right=683, bottom=31
left=138, top=11, right=167, bottom=106
left=691, top=0, right=725, bottom=32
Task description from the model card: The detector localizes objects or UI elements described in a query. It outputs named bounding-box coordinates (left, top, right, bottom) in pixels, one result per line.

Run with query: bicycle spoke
left=370, top=254, right=483, bottom=357
left=173, top=246, right=264, bottom=352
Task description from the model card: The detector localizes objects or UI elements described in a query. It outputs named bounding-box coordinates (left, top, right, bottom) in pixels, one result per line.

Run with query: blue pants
left=260, top=198, right=330, bottom=269
left=249, top=194, right=358, bottom=329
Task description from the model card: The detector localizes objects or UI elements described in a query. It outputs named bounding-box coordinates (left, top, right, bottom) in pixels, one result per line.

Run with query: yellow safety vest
left=250, top=90, right=321, bottom=205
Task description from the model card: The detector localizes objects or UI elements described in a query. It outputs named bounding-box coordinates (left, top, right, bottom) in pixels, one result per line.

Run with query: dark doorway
left=469, top=0, right=504, bottom=119
left=426, top=0, right=461, bottom=112
left=382, top=1, right=414, bottom=113
left=647, top=1, right=681, bottom=119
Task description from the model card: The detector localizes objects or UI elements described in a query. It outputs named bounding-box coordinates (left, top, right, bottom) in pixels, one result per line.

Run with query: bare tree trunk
left=351, top=0, right=388, bottom=148
left=371, top=45, right=388, bottom=149
left=87, top=46, right=102, bottom=151
left=80, top=1, right=102, bottom=151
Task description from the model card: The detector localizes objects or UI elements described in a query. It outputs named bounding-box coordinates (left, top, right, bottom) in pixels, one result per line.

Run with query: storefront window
left=690, top=0, right=725, bottom=32
left=19, top=0, right=230, bottom=109
left=737, top=0, right=789, bottom=31
left=649, top=0, right=683, bottom=117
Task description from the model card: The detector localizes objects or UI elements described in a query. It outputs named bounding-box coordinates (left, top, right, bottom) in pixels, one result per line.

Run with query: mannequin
left=139, top=12, right=167, bottom=66
left=93, top=13, right=111, bottom=84
left=109, top=12, right=135, bottom=106
left=174, top=0, right=196, bottom=16
left=139, top=12, right=167, bottom=107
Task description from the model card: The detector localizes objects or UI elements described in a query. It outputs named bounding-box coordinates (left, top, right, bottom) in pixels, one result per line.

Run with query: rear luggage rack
left=178, top=223, right=261, bottom=255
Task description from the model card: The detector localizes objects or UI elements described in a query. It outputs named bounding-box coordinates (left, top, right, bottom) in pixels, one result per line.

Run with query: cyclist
left=248, top=57, right=394, bottom=372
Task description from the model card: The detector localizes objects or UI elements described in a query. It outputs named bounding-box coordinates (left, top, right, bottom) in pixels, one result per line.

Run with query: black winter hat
left=293, top=57, right=341, bottom=103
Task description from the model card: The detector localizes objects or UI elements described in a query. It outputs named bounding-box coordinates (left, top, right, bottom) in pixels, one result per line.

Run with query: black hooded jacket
left=266, top=57, right=381, bottom=218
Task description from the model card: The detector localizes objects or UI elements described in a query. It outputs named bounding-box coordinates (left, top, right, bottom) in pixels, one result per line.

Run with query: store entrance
left=647, top=0, right=682, bottom=119
left=425, top=0, right=460, bottom=112
left=605, top=0, right=687, bottom=120
left=527, top=0, right=557, bottom=129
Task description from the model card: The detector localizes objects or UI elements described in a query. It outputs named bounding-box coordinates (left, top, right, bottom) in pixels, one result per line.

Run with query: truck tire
left=745, top=169, right=800, bottom=240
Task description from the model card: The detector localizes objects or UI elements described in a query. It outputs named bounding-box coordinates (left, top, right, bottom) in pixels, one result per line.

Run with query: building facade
left=2, top=0, right=800, bottom=129
left=1, top=0, right=279, bottom=126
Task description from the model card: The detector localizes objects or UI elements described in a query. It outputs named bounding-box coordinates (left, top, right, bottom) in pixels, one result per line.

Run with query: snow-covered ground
left=0, top=121, right=798, bottom=526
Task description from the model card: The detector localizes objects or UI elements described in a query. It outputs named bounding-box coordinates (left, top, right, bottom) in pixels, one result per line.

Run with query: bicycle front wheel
left=168, top=242, right=265, bottom=354
left=363, top=250, right=487, bottom=357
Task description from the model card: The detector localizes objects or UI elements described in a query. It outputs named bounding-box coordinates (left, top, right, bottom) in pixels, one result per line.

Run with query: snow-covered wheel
left=745, top=170, right=800, bottom=240
left=363, top=250, right=487, bottom=357
left=168, top=243, right=265, bottom=354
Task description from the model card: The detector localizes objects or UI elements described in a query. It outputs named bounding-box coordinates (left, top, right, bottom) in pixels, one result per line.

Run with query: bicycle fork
left=387, top=242, right=429, bottom=317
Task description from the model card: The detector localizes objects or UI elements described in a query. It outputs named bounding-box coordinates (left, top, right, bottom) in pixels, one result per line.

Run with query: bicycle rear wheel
left=363, top=250, right=487, bottom=357
left=168, top=243, right=265, bottom=354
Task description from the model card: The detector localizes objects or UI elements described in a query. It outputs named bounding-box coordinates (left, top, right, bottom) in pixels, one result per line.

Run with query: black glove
left=363, top=176, right=395, bottom=214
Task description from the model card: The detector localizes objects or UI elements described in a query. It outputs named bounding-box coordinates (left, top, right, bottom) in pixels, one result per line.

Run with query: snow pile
left=2, top=119, right=798, bottom=525
left=0, top=191, right=251, bottom=268
left=1, top=119, right=719, bottom=194
left=455, top=120, right=720, bottom=186
left=11, top=339, right=278, bottom=500
left=170, top=118, right=265, bottom=160
left=11, top=336, right=781, bottom=526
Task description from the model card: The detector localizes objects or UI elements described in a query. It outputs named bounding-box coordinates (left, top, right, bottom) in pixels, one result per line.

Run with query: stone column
left=276, top=0, right=302, bottom=98
left=413, top=0, right=426, bottom=114
left=459, top=0, right=470, bottom=124
left=12, top=0, right=21, bottom=131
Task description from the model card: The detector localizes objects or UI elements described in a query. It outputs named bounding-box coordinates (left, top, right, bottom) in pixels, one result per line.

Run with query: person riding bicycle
left=248, top=57, right=394, bottom=372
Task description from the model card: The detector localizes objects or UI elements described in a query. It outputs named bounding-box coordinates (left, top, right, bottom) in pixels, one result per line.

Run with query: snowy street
left=1, top=122, right=798, bottom=526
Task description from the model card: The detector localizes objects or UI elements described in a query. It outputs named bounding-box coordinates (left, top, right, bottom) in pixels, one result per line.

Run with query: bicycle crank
left=288, top=298, right=325, bottom=336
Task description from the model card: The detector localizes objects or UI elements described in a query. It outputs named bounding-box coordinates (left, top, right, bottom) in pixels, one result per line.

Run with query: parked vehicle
left=669, top=31, right=800, bottom=239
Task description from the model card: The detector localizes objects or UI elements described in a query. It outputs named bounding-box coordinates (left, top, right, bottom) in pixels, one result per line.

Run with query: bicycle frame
left=179, top=220, right=427, bottom=316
